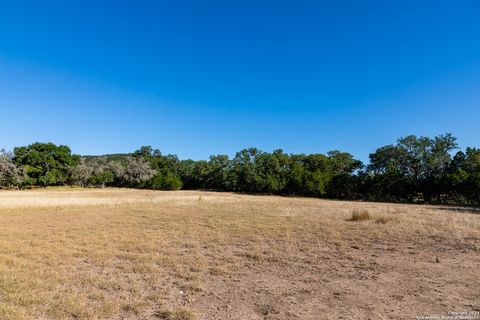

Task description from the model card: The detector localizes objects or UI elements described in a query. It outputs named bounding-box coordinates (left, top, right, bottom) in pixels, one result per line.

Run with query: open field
left=0, top=189, right=479, bottom=320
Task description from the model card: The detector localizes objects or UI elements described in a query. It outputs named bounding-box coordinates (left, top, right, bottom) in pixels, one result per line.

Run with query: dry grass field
left=0, top=189, right=479, bottom=320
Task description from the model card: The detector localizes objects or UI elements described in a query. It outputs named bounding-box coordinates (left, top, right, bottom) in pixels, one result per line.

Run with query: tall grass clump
left=348, top=210, right=372, bottom=222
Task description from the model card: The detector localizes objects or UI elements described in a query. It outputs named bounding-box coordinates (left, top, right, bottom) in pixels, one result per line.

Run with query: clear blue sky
left=0, top=1, right=479, bottom=161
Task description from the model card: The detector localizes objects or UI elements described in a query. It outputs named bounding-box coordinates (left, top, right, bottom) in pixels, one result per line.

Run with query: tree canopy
left=1, top=134, right=479, bottom=206
left=13, top=143, right=78, bottom=187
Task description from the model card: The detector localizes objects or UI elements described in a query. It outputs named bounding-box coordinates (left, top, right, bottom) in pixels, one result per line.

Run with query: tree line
left=1, top=133, right=479, bottom=206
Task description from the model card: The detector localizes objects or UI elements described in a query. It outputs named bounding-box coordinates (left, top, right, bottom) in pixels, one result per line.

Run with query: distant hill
left=82, top=153, right=132, bottom=164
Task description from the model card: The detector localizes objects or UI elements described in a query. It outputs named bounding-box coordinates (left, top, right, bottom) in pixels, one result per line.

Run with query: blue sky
left=0, top=1, right=479, bottom=161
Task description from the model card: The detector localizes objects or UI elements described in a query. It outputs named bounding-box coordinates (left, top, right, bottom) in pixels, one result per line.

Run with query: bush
left=149, top=172, right=183, bottom=190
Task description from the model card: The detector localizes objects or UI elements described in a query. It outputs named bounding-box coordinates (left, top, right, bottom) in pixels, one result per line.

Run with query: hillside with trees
left=1, top=134, right=479, bottom=206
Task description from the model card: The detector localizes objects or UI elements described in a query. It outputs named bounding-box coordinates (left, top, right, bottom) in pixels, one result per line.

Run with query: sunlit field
left=0, top=189, right=479, bottom=319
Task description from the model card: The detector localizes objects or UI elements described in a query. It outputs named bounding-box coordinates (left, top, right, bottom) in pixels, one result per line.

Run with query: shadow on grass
left=433, top=206, right=480, bottom=215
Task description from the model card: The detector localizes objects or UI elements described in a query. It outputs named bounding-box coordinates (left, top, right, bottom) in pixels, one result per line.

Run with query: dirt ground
left=0, top=189, right=478, bottom=319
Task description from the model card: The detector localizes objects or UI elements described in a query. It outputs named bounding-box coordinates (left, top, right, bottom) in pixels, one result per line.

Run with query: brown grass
left=375, top=215, right=399, bottom=224
left=155, top=309, right=196, bottom=320
left=0, top=189, right=478, bottom=319
left=348, top=209, right=372, bottom=221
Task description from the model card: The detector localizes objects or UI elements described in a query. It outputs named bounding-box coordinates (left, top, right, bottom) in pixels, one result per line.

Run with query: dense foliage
left=1, top=134, right=479, bottom=206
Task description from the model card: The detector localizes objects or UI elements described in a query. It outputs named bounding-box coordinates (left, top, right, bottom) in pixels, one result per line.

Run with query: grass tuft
left=375, top=216, right=399, bottom=224
left=348, top=210, right=372, bottom=222
left=155, top=309, right=196, bottom=320
left=210, top=265, right=229, bottom=275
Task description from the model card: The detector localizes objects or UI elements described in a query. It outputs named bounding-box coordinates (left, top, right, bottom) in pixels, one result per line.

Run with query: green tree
left=450, top=148, right=480, bottom=205
left=204, top=155, right=231, bottom=190
left=367, top=134, right=457, bottom=203
left=148, top=172, right=183, bottom=190
left=231, top=148, right=261, bottom=192
left=325, top=151, right=363, bottom=199
left=13, top=142, right=79, bottom=187
left=301, top=154, right=331, bottom=196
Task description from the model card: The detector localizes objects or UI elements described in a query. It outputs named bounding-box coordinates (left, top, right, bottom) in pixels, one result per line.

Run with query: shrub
left=149, top=172, right=183, bottom=190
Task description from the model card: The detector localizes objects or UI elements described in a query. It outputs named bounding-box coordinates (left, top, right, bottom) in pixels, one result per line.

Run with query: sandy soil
left=193, top=229, right=479, bottom=320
